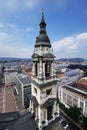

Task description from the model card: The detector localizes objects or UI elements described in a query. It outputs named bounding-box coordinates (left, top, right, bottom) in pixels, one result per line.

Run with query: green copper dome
left=35, top=11, right=51, bottom=47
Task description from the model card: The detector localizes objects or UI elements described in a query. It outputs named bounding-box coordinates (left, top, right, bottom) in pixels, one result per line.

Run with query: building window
left=63, top=93, right=66, bottom=102
left=67, top=95, right=72, bottom=106
left=35, top=62, right=37, bottom=76
left=34, top=88, right=37, bottom=93
left=45, top=62, right=50, bottom=77
left=80, top=101, right=83, bottom=112
left=46, top=88, right=52, bottom=96
left=73, top=98, right=77, bottom=106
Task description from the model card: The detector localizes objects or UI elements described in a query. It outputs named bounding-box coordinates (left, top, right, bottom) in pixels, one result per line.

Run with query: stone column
left=39, top=59, right=43, bottom=79
left=35, top=107, right=38, bottom=120
left=52, top=105, right=55, bottom=120
left=45, top=108, right=48, bottom=125
left=29, top=100, right=32, bottom=112
left=38, top=106, right=42, bottom=129
left=32, top=62, right=34, bottom=76
left=57, top=103, right=59, bottom=116
left=61, top=88, right=63, bottom=102
left=51, top=62, right=54, bottom=77
left=78, top=97, right=80, bottom=108
left=83, top=101, right=85, bottom=115
left=38, top=62, right=39, bottom=78
left=40, top=45, right=43, bottom=55
left=31, top=102, right=34, bottom=114
left=43, top=62, right=45, bottom=80
left=32, top=62, right=35, bottom=76
left=50, top=63, right=52, bottom=77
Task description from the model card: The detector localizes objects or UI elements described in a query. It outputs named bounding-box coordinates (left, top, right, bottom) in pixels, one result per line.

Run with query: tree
left=83, top=116, right=87, bottom=130
left=67, top=106, right=81, bottom=122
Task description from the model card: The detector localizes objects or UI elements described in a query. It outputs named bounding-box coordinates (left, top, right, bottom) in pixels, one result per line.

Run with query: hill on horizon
left=0, top=57, right=86, bottom=62
left=56, top=58, right=87, bottom=62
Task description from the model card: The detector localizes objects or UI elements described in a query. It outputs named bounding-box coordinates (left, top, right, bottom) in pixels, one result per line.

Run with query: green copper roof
left=35, top=11, right=51, bottom=47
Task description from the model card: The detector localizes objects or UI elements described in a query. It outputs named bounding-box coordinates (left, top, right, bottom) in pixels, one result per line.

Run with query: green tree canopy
left=67, top=106, right=81, bottom=122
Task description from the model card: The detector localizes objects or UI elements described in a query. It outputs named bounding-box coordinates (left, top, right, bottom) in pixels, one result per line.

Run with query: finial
left=42, top=8, right=44, bottom=14
left=42, top=8, right=44, bottom=19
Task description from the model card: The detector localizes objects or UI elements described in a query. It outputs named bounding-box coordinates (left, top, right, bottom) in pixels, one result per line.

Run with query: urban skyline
left=0, top=0, right=87, bottom=59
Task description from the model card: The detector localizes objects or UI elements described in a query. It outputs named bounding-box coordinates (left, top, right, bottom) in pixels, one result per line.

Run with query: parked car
left=61, top=120, right=66, bottom=127
left=64, top=124, right=69, bottom=129
left=59, top=118, right=64, bottom=123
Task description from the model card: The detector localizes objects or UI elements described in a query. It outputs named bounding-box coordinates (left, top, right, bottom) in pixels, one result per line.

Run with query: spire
left=39, top=9, right=46, bottom=34
left=35, top=10, right=51, bottom=47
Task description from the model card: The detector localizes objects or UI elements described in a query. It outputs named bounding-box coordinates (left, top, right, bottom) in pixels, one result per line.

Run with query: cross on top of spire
left=40, top=8, right=45, bottom=24
left=42, top=8, right=44, bottom=19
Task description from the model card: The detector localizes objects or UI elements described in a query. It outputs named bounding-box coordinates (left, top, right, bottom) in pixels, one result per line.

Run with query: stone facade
left=29, top=11, right=59, bottom=130
left=59, top=85, right=87, bottom=117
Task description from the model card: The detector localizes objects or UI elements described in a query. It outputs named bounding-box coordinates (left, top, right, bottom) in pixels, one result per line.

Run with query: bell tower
left=29, top=11, right=59, bottom=130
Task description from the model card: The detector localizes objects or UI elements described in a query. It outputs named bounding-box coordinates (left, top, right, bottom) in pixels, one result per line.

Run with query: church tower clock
left=29, top=11, right=59, bottom=130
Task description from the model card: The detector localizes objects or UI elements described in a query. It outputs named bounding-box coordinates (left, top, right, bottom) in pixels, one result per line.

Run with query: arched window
left=35, top=62, right=38, bottom=76
left=45, top=62, right=50, bottom=77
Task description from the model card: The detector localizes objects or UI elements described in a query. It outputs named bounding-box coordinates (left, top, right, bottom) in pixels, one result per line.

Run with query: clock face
left=35, top=54, right=37, bottom=57
left=33, top=58, right=38, bottom=61
left=43, top=58, right=53, bottom=61
left=42, top=28, right=44, bottom=31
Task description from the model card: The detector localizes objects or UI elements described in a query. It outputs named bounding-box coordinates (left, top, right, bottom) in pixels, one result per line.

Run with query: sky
left=0, top=0, right=87, bottom=59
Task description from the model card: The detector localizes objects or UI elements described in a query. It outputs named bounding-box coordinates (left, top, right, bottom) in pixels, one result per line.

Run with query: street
left=50, top=121, right=64, bottom=130
left=60, top=109, right=83, bottom=130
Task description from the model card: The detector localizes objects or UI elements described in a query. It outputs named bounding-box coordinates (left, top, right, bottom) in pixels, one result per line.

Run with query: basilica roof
left=32, top=53, right=39, bottom=58
left=43, top=53, right=55, bottom=58
left=32, top=53, right=55, bottom=59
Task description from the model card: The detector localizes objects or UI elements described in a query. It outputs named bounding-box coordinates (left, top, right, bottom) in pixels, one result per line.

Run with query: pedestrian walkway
left=5, top=86, right=16, bottom=112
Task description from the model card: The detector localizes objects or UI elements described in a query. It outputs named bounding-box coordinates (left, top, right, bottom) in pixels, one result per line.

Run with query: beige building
left=59, top=85, right=87, bottom=116
left=5, top=71, right=17, bottom=87
left=29, top=11, right=59, bottom=130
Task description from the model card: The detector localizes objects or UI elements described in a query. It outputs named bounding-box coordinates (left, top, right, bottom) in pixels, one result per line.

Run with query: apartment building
left=15, top=74, right=31, bottom=108
left=59, top=85, right=87, bottom=116
left=5, top=71, right=17, bottom=87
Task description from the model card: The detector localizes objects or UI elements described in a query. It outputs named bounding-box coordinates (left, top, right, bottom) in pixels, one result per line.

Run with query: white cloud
left=0, top=0, right=39, bottom=13
left=0, top=22, right=34, bottom=33
left=0, top=21, right=34, bottom=58
left=0, top=0, right=40, bottom=19
left=53, top=36, right=74, bottom=51
left=53, top=32, right=87, bottom=59
left=0, top=29, right=87, bottom=59
left=0, top=31, right=33, bottom=58
left=76, top=33, right=87, bottom=47
left=25, top=0, right=39, bottom=9
left=0, top=22, right=21, bottom=33
left=0, top=32, right=12, bottom=43
left=25, top=27, right=33, bottom=32
left=0, top=23, right=4, bottom=28
left=0, top=44, right=33, bottom=58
